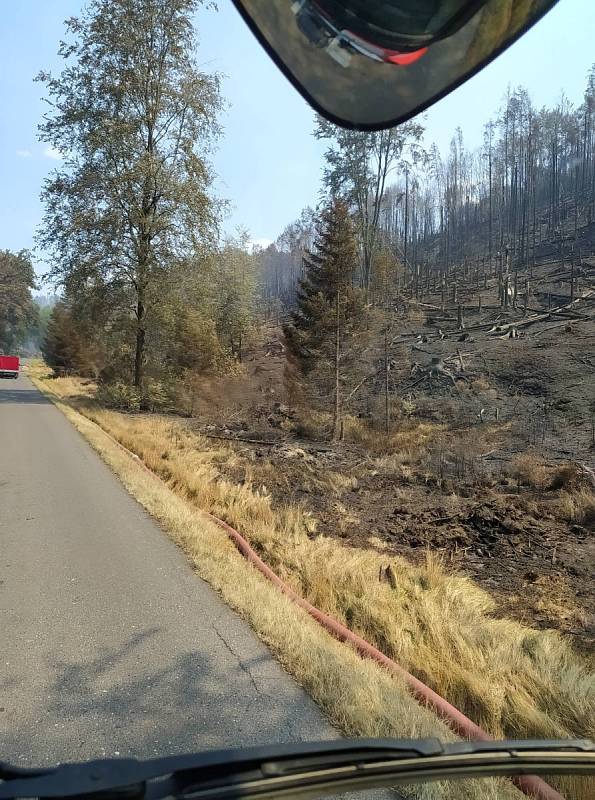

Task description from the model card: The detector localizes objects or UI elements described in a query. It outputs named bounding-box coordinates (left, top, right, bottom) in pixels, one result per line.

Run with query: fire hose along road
left=0, top=374, right=338, bottom=766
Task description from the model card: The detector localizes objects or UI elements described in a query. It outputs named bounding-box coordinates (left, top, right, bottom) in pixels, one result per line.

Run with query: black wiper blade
left=169, top=740, right=595, bottom=800
left=0, top=759, right=145, bottom=800
left=1, top=739, right=594, bottom=800
left=0, top=765, right=54, bottom=781
left=0, top=740, right=437, bottom=799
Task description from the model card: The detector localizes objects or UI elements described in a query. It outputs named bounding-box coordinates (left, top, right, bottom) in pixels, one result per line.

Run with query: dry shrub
left=278, top=416, right=296, bottom=433
left=550, top=462, right=595, bottom=491
left=509, top=451, right=549, bottom=490
left=55, top=376, right=96, bottom=401
left=332, top=502, right=361, bottom=535
left=557, top=488, right=595, bottom=528
left=368, top=394, right=415, bottom=426
left=371, top=453, right=417, bottom=474
left=533, top=574, right=593, bottom=631
left=96, top=381, right=142, bottom=412
left=341, top=415, right=380, bottom=448
left=471, top=376, right=491, bottom=392
left=169, top=371, right=204, bottom=417
left=173, top=367, right=256, bottom=421
left=27, top=360, right=53, bottom=381
left=294, top=409, right=332, bottom=439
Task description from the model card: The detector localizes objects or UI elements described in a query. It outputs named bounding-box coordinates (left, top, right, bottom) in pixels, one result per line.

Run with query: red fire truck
left=0, top=355, right=20, bottom=379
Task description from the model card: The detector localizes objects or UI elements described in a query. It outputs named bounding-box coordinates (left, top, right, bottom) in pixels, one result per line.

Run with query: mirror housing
left=231, top=0, right=560, bottom=129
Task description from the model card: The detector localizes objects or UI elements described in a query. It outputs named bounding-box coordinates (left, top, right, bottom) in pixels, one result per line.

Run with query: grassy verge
left=27, top=363, right=594, bottom=800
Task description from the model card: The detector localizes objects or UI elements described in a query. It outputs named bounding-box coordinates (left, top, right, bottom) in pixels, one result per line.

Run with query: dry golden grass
left=28, top=362, right=595, bottom=800
left=509, top=452, right=550, bottom=491
left=471, top=377, right=492, bottom=393
left=501, top=452, right=595, bottom=528
left=293, top=407, right=443, bottom=458
left=325, top=470, right=359, bottom=494
left=548, top=463, right=595, bottom=528
left=343, top=415, right=443, bottom=456
left=532, top=575, right=593, bottom=634
left=28, top=362, right=96, bottom=401
left=557, top=488, right=595, bottom=527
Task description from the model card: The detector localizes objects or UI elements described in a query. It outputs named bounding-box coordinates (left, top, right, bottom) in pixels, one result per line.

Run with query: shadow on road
left=2, top=627, right=324, bottom=767
left=0, top=388, right=51, bottom=404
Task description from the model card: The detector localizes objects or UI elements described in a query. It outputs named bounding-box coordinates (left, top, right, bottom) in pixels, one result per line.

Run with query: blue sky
left=0, top=0, right=593, bottom=276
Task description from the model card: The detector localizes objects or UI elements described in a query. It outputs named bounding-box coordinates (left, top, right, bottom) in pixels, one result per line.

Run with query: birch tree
left=37, top=0, right=223, bottom=387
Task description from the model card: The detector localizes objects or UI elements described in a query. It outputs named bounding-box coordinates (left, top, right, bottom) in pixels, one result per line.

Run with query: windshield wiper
left=1, top=738, right=594, bottom=800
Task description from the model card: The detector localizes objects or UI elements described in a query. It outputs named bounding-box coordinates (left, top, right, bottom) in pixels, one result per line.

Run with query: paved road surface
left=0, top=374, right=337, bottom=766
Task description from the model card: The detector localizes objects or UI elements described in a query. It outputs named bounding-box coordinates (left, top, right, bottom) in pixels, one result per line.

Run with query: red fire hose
left=204, top=512, right=563, bottom=800
left=92, top=418, right=564, bottom=800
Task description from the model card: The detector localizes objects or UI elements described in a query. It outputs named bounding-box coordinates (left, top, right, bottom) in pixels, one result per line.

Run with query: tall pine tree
left=285, top=200, right=366, bottom=440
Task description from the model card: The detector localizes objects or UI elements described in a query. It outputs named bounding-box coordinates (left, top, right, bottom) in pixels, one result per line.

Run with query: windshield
left=0, top=3, right=593, bottom=800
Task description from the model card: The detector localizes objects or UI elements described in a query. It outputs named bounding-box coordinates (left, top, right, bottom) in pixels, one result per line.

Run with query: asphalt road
left=0, top=374, right=337, bottom=767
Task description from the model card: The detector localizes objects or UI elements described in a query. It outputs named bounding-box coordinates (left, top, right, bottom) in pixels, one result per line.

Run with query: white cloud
left=16, top=149, right=32, bottom=158
left=44, top=146, right=63, bottom=160
left=249, top=237, right=273, bottom=253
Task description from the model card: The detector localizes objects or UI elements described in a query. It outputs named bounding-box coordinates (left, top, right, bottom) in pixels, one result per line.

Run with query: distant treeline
left=259, top=66, right=595, bottom=311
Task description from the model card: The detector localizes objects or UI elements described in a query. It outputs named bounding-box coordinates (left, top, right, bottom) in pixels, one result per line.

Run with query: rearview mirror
left=230, top=0, right=560, bottom=129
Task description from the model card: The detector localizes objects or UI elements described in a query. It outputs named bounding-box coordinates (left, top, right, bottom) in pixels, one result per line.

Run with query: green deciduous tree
left=212, top=230, right=258, bottom=362
left=37, top=0, right=223, bottom=387
left=0, top=249, right=38, bottom=353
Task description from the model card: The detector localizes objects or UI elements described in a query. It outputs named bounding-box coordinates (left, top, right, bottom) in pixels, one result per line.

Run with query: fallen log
left=487, top=289, right=594, bottom=335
